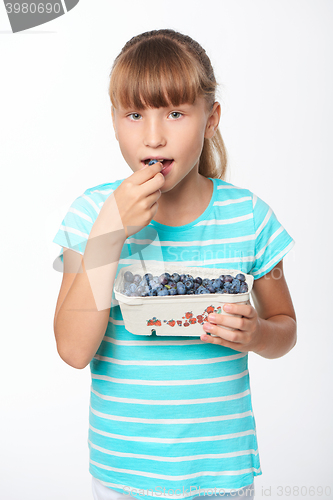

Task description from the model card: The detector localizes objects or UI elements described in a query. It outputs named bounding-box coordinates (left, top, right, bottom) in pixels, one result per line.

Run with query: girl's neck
left=152, top=172, right=213, bottom=227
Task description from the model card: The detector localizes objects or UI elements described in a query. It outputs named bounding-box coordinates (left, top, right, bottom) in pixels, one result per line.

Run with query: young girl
left=53, top=29, right=297, bottom=500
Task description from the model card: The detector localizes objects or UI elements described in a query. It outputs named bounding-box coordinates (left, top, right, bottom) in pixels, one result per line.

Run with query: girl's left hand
left=201, top=303, right=263, bottom=353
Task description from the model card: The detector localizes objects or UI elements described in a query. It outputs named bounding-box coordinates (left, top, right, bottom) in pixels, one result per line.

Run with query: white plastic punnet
left=114, top=264, right=254, bottom=336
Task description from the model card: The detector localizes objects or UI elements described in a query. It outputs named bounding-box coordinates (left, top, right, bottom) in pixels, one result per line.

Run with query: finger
left=135, top=162, right=165, bottom=198
left=200, top=331, right=245, bottom=351
left=222, top=303, right=254, bottom=319
left=137, top=161, right=163, bottom=183
left=140, top=172, right=165, bottom=201
left=207, top=312, right=250, bottom=332
left=203, top=322, right=242, bottom=342
left=145, top=188, right=162, bottom=208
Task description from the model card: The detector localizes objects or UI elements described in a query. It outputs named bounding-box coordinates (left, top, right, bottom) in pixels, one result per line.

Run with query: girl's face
left=111, top=96, right=220, bottom=192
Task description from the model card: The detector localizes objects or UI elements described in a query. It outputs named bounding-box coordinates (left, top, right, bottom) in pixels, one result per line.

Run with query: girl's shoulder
left=214, top=177, right=254, bottom=200
left=63, top=179, right=125, bottom=223
left=213, top=178, right=273, bottom=216
left=72, top=178, right=125, bottom=207
left=82, top=179, right=125, bottom=198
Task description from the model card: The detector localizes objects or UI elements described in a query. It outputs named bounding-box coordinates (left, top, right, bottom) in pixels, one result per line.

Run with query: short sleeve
left=250, top=193, right=295, bottom=279
left=52, top=193, right=99, bottom=263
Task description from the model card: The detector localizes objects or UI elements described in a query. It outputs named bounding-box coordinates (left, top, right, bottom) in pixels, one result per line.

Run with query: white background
left=1, top=1, right=332, bottom=499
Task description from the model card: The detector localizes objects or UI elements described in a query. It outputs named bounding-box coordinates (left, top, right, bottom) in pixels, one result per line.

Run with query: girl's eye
left=169, top=112, right=182, bottom=119
left=128, top=113, right=142, bottom=121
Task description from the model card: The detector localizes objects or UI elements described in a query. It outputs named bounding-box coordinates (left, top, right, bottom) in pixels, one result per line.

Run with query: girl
left=53, top=29, right=297, bottom=500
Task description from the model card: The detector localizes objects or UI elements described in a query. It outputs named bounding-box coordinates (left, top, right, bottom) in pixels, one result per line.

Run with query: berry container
left=114, top=264, right=254, bottom=336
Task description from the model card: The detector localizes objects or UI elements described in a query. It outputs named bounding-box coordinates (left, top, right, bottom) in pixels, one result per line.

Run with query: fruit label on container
left=147, top=305, right=221, bottom=329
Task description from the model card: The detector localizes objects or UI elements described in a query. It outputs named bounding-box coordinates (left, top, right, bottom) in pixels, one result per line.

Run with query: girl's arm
left=200, top=260, right=297, bottom=359
left=54, top=161, right=165, bottom=369
left=54, top=219, right=126, bottom=370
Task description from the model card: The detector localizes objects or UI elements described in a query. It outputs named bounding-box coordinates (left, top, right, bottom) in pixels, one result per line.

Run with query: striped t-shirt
left=53, top=176, right=295, bottom=499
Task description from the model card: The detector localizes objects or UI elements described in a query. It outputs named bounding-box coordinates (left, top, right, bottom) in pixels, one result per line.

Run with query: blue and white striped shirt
left=53, top=177, right=295, bottom=498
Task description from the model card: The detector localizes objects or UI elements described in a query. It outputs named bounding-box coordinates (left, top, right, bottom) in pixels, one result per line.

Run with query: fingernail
left=224, top=304, right=232, bottom=312
left=208, top=314, right=216, bottom=322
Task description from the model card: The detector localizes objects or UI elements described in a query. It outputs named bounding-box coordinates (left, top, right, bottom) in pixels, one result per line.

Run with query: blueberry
left=194, top=277, right=202, bottom=285
left=158, top=273, right=169, bottom=285
left=236, top=273, right=246, bottom=282
left=169, top=288, right=177, bottom=296
left=133, top=274, right=142, bottom=285
left=240, top=283, right=248, bottom=293
left=179, top=274, right=187, bottom=282
left=184, top=279, right=194, bottom=290
left=149, top=283, right=158, bottom=292
left=171, top=273, right=180, bottom=283
left=124, top=271, right=134, bottom=283
left=157, top=288, right=170, bottom=296
left=212, top=278, right=223, bottom=290
left=148, top=159, right=159, bottom=165
left=230, top=282, right=240, bottom=294
left=223, top=275, right=233, bottom=283
left=143, top=273, right=153, bottom=282
left=129, top=283, right=137, bottom=293
left=176, top=282, right=186, bottom=295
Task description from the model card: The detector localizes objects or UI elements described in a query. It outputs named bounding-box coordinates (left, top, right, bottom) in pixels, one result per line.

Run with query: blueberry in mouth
left=146, top=159, right=173, bottom=168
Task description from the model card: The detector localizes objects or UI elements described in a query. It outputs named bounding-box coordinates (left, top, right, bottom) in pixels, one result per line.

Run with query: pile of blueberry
left=120, top=271, right=249, bottom=297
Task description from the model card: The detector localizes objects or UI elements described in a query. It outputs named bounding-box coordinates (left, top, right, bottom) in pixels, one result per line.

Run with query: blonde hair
left=108, top=29, right=227, bottom=180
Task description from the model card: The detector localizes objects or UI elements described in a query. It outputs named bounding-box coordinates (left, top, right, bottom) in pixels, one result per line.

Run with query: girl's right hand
left=113, top=161, right=165, bottom=238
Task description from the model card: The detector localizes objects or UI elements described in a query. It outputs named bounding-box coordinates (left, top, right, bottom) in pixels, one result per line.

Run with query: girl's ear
left=204, top=102, right=221, bottom=139
left=111, top=107, right=119, bottom=141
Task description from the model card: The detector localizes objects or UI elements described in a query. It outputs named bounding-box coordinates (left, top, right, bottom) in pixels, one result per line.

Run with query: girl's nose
left=143, top=122, right=166, bottom=148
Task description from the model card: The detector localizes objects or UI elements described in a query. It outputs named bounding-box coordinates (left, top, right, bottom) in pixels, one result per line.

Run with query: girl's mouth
left=142, top=158, right=173, bottom=173
left=160, top=160, right=173, bottom=176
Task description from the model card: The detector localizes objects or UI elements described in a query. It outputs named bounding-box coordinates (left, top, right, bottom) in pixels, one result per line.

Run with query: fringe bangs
left=109, top=39, right=216, bottom=110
